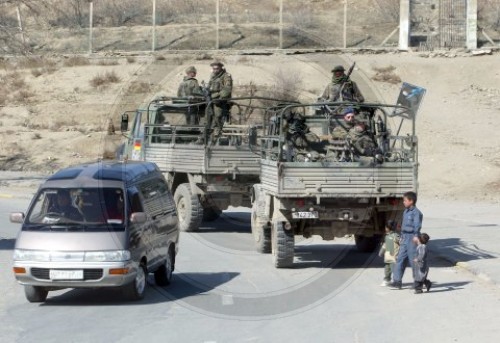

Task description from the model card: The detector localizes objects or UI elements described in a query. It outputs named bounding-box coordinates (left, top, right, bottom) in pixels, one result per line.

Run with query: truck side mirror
left=120, top=113, right=129, bottom=132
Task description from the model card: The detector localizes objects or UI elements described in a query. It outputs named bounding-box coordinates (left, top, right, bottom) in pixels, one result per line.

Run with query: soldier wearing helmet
left=207, top=61, right=233, bottom=143
left=320, top=64, right=365, bottom=103
left=177, top=66, right=203, bottom=98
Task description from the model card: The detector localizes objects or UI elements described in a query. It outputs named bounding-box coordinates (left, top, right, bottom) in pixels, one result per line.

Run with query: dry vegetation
left=89, top=71, right=121, bottom=88
left=371, top=65, right=401, bottom=84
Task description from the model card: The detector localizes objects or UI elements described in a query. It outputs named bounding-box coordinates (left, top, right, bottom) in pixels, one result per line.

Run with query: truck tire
left=24, top=285, right=48, bottom=303
left=251, top=201, right=271, bottom=253
left=202, top=206, right=222, bottom=222
left=272, top=220, right=294, bottom=268
left=174, top=183, right=203, bottom=232
left=355, top=234, right=382, bottom=253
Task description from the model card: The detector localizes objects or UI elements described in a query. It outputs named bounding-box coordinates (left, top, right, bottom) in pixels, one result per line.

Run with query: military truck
left=250, top=93, right=423, bottom=268
left=120, top=97, right=273, bottom=232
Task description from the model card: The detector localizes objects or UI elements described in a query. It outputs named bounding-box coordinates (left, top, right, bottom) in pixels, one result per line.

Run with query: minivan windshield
left=25, top=188, right=126, bottom=230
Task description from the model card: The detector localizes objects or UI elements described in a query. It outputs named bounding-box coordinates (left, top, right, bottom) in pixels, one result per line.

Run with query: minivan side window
left=138, top=177, right=172, bottom=217
left=128, top=188, right=144, bottom=213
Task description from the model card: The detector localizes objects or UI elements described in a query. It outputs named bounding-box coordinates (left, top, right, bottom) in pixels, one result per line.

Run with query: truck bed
left=144, top=143, right=261, bottom=175
left=260, top=159, right=417, bottom=198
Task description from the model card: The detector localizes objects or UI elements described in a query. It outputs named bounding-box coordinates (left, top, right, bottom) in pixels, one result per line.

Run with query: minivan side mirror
left=120, top=113, right=129, bottom=132
left=130, top=212, right=147, bottom=224
left=10, top=212, right=25, bottom=223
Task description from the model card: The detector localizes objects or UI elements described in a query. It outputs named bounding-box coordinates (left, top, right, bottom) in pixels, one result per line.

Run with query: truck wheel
left=355, top=234, right=382, bottom=253
left=202, top=206, right=221, bottom=222
left=154, top=248, right=175, bottom=286
left=272, top=220, right=294, bottom=268
left=251, top=201, right=271, bottom=253
left=174, top=183, right=203, bottom=232
left=123, top=263, right=147, bottom=301
left=24, top=285, right=48, bottom=303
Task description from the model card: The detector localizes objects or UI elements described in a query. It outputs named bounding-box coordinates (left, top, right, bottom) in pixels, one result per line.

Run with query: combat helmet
left=331, top=65, right=345, bottom=73
left=210, top=61, right=224, bottom=67
left=185, top=66, right=197, bottom=74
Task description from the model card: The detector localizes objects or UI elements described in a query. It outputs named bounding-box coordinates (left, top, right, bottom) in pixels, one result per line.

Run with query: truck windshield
left=25, top=188, right=126, bottom=229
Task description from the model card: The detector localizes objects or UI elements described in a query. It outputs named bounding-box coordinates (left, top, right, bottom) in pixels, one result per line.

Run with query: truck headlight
left=84, top=250, right=131, bottom=262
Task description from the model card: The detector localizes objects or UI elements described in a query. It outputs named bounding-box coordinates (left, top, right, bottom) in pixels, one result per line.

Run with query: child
left=413, top=233, right=432, bottom=294
left=378, top=220, right=400, bottom=286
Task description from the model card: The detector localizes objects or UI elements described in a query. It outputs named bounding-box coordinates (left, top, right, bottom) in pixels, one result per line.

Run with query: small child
left=378, top=220, right=400, bottom=286
left=413, top=233, right=432, bottom=294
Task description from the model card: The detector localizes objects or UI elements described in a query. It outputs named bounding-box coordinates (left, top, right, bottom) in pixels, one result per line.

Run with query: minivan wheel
left=174, top=183, right=203, bottom=232
left=123, top=264, right=147, bottom=301
left=24, top=285, right=48, bottom=303
left=154, top=248, right=174, bottom=286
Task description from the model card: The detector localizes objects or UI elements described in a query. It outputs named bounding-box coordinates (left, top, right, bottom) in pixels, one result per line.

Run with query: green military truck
left=120, top=97, right=270, bottom=232
left=251, top=88, right=424, bottom=268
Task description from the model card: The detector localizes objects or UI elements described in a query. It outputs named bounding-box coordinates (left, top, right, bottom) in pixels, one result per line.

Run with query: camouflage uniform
left=347, top=124, right=377, bottom=156
left=321, top=76, right=365, bottom=103
left=321, top=65, right=364, bottom=103
left=177, top=66, right=204, bottom=125
left=177, top=76, right=202, bottom=98
left=208, top=66, right=233, bottom=142
left=286, top=116, right=321, bottom=162
left=177, top=66, right=203, bottom=98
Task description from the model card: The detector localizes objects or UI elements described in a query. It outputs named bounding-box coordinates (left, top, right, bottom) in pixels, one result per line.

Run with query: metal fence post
left=399, top=0, right=410, bottom=50
left=88, top=1, right=93, bottom=54
left=216, top=0, right=220, bottom=49
left=279, top=0, right=283, bottom=49
left=343, top=0, right=347, bottom=48
left=16, top=5, right=27, bottom=52
left=152, top=0, right=156, bottom=51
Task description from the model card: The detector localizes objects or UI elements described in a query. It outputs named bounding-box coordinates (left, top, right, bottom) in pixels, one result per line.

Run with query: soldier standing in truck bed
left=321, top=65, right=365, bottom=103
left=207, top=61, right=233, bottom=143
left=177, top=66, right=203, bottom=98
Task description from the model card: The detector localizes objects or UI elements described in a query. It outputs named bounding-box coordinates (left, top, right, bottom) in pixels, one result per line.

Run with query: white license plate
left=292, top=211, right=319, bottom=219
left=49, top=269, right=84, bottom=280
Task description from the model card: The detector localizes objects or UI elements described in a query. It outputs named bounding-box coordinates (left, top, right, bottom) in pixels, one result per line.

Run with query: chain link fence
left=0, top=0, right=498, bottom=55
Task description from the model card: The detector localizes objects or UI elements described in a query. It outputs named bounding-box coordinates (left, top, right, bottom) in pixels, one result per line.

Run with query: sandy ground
left=0, top=50, right=499, bottom=203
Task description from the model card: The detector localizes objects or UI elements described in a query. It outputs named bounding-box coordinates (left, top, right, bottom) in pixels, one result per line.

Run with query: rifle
left=338, top=62, right=356, bottom=102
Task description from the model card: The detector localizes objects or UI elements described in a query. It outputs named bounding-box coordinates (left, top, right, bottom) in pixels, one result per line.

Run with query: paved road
left=1, top=193, right=499, bottom=343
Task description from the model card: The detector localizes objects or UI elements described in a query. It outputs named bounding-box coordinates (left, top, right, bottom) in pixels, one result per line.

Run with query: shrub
left=89, top=71, right=121, bottom=88
left=64, top=56, right=91, bottom=67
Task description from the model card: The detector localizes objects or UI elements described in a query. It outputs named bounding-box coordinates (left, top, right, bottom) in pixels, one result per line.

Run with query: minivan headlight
left=84, top=250, right=131, bottom=262
left=13, top=249, right=50, bottom=262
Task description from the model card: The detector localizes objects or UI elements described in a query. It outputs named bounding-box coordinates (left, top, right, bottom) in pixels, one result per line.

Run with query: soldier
left=347, top=123, right=378, bottom=157
left=207, top=61, right=233, bottom=143
left=321, top=65, right=365, bottom=103
left=285, top=113, right=321, bottom=162
left=177, top=66, right=203, bottom=98
left=330, top=106, right=358, bottom=140
left=177, top=66, right=204, bottom=125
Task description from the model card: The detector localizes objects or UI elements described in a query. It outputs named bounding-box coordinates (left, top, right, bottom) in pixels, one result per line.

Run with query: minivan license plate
left=292, top=211, right=319, bottom=219
left=49, top=269, right=84, bottom=280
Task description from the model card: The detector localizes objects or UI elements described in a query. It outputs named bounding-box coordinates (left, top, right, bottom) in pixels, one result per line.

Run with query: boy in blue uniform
left=390, top=191, right=423, bottom=289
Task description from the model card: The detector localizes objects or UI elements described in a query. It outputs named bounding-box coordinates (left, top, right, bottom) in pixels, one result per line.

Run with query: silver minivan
left=10, top=161, right=179, bottom=302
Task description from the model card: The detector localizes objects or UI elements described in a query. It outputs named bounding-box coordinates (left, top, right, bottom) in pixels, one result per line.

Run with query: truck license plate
left=49, top=269, right=84, bottom=280
left=292, top=211, right=319, bottom=219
